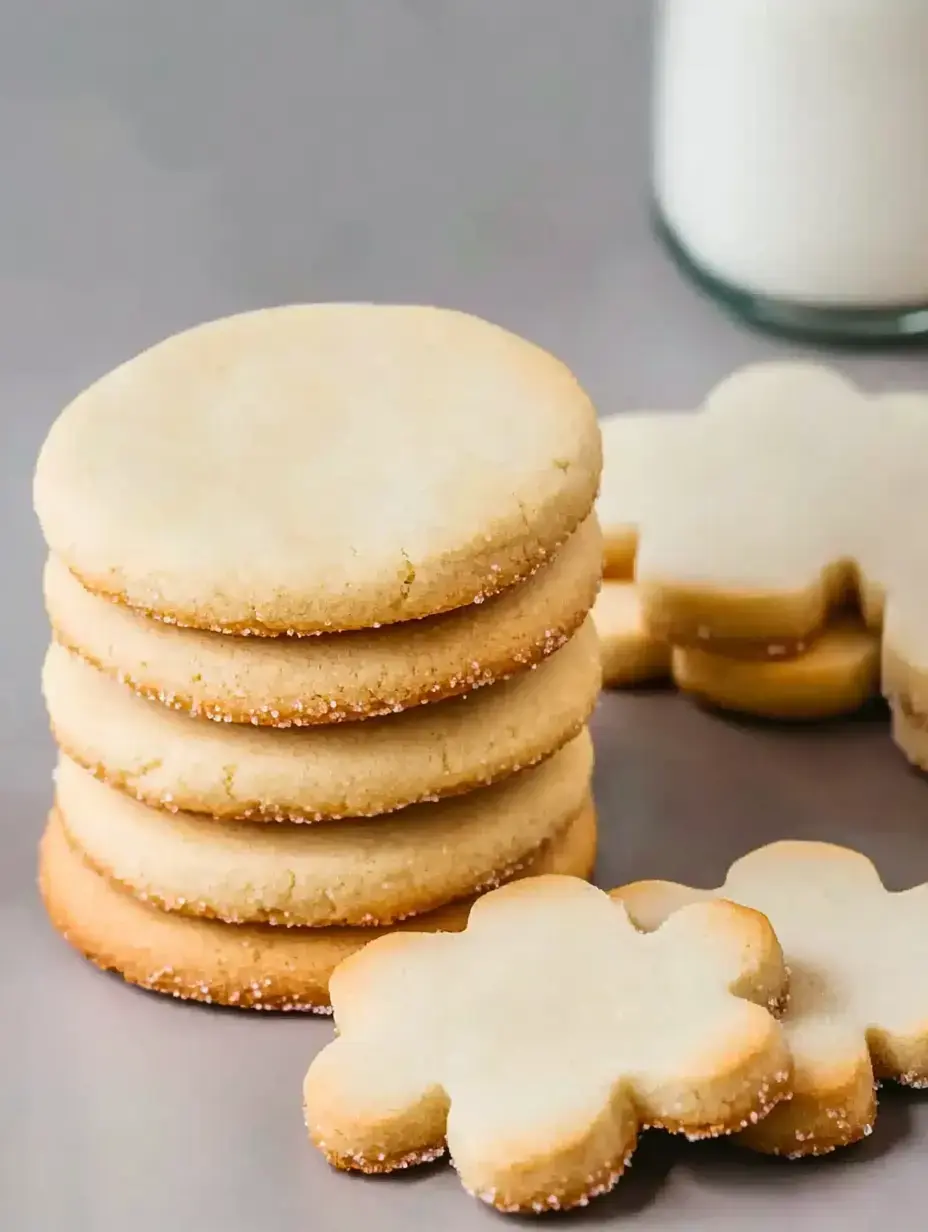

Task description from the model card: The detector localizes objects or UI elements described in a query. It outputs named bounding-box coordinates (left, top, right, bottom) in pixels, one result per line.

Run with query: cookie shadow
left=694, top=694, right=890, bottom=736
left=505, top=1131, right=682, bottom=1224
left=689, top=1083, right=914, bottom=1190
left=514, top=1089, right=915, bottom=1220
left=599, top=681, right=676, bottom=701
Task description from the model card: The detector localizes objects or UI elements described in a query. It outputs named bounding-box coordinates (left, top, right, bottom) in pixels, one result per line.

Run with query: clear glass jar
left=653, top=0, right=928, bottom=343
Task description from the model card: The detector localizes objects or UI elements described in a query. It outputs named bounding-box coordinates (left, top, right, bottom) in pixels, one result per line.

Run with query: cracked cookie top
left=34, top=303, right=601, bottom=634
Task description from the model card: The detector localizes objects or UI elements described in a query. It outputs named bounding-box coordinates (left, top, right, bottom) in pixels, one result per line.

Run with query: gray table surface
left=3, top=3, right=928, bottom=1229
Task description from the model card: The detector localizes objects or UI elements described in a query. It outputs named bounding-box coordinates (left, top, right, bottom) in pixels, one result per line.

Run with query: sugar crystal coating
left=304, top=878, right=789, bottom=1213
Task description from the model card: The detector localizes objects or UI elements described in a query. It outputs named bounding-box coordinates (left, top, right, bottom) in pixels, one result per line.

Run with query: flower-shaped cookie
left=599, top=364, right=926, bottom=638
left=303, top=875, right=791, bottom=1213
left=598, top=363, right=928, bottom=763
left=616, top=841, right=928, bottom=1157
left=620, top=364, right=928, bottom=655
left=593, top=579, right=880, bottom=720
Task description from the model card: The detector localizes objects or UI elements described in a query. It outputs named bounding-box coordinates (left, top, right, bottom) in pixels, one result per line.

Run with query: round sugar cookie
left=43, top=620, right=601, bottom=822
left=39, top=798, right=597, bottom=1012
left=54, top=731, right=594, bottom=927
left=592, top=581, right=671, bottom=687
left=43, top=517, right=602, bottom=726
left=672, top=619, right=880, bottom=721
left=34, top=305, right=601, bottom=634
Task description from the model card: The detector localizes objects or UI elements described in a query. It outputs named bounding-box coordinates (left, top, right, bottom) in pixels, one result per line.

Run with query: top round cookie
left=34, top=304, right=601, bottom=634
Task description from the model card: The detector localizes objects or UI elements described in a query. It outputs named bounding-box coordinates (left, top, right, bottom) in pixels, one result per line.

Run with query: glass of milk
left=653, top=0, right=928, bottom=342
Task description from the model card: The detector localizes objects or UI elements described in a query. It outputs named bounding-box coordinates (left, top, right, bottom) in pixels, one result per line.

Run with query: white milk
left=653, top=0, right=928, bottom=308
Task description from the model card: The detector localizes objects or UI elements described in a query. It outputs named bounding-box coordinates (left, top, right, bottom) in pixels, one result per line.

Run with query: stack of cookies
left=33, top=304, right=604, bottom=1011
left=594, top=397, right=882, bottom=721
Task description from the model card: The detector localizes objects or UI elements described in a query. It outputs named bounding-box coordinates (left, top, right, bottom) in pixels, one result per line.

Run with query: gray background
left=3, top=3, right=928, bottom=1229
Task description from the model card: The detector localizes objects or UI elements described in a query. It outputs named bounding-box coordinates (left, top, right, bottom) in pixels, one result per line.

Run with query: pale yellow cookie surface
left=672, top=618, right=880, bottom=721
left=890, top=701, right=928, bottom=770
left=43, top=517, right=602, bottom=726
left=39, top=797, right=597, bottom=1012
left=626, top=365, right=928, bottom=652
left=616, top=840, right=928, bottom=1157
left=594, top=582, right=877, bottom=719
left=34, top=304, right=601, bottom=634
left=43, top=620, right=600, bottom=821
left=598, top=411, right=687, bottom=579
left=54, top=732, right=593, bottom=927
left=883, top=603, right=928, bottom=742
left=304, top=876, right=789, bottom=1213
left=591, top=581, right=671, bottom=687
left=598, top=370, right=928, bottom=763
